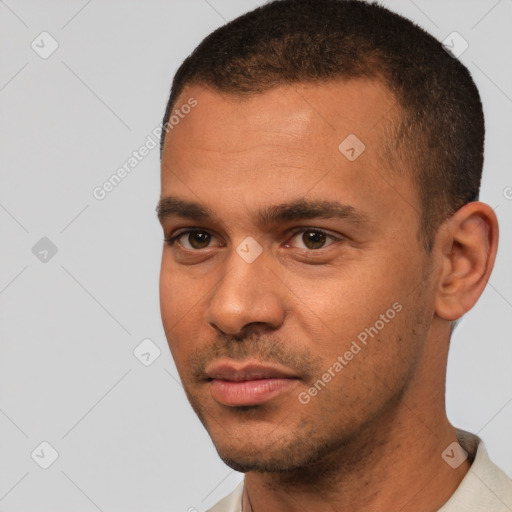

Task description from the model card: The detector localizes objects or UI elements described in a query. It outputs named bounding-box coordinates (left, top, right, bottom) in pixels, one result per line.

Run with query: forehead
left=165, top=79, right=397, bottom=155
left=160, top=80, right=418, bottom=232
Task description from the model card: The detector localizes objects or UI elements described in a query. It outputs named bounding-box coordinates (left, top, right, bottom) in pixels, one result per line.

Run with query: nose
left=204, top=249, right=286, bottom=337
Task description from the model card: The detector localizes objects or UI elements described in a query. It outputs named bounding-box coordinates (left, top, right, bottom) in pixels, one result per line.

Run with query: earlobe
left=434, top=202, right=499, bottom=321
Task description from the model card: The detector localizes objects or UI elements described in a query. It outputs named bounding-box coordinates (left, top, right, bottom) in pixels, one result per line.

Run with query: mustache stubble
left=186, top=331, right=325, bottom=384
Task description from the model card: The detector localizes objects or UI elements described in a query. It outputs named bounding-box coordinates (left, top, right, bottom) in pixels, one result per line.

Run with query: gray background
left=0, top=0, right=511, bottom=510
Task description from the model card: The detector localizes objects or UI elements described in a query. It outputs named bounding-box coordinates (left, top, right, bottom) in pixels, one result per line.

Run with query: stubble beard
left=185, top=384, right=401, bottom=486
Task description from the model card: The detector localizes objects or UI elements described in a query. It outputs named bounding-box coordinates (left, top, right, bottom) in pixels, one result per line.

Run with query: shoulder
left=439, top=429, right=512, bottom=511
left=206, top=480, right=244, bottom=512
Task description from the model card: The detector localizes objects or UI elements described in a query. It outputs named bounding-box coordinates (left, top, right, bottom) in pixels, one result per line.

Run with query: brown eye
left=186, top=231, right=211, bottom=249
left=302, top=231, right=327, bottom=249
left=287, top=229, right=339, bottom=250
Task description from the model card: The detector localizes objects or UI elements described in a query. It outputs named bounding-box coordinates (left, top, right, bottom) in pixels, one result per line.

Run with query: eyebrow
left=156, top=196, right=370, bottom=226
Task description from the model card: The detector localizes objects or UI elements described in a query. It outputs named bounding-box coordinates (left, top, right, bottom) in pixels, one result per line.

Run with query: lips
left=205, top=361, right=300, bottom=407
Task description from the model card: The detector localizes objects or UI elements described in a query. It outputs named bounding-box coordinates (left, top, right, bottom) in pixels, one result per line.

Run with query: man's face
left=159, top=80, right=436, bottom=472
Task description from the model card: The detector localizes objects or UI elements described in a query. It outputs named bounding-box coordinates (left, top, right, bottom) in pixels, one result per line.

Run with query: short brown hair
left=161, top=0, right=484, bottom=251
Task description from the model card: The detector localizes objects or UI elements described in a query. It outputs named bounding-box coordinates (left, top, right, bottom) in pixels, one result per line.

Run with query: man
left=157, top=0, right=512, bottom=510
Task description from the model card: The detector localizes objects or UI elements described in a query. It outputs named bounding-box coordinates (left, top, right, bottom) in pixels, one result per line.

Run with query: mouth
left=204, top=360, right=301, bottom=407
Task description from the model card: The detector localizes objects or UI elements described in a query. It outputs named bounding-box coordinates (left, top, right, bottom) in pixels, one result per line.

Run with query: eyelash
left=164, top=228, right=341, bottom=250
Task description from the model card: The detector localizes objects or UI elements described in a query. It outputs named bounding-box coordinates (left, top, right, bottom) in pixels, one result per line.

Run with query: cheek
left=290, top=255, right=425, bottom=383
left=159, top=258, right=196, bottom=362
left=159, top=258, right=174, bottom=329
left=291, top=263, right=402, bottom=338
left=160, top=254, right=199, bottom=317
left=296, top=314, right=419, bottom=431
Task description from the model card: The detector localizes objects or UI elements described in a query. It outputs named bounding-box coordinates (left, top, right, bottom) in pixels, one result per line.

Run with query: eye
left=286, top=229, right=340, bottom=250
left=166, top=230, right=220, bottom=250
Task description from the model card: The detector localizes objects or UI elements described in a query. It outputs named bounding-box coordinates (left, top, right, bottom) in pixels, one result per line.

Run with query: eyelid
left=288, top=226, right=341, bottom=238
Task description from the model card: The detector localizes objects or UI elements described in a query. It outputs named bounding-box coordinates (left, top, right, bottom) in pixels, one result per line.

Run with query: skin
left=158, top=80, right=498, bottom=511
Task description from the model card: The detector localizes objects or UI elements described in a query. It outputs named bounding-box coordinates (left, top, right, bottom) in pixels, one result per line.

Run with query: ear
left=434, top=201, right=499, bottom=321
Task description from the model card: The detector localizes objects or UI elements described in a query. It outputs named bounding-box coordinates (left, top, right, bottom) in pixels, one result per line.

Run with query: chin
left=210, top=422, right=346, bottom=475
left=216, top=444, right=309, bottom=473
